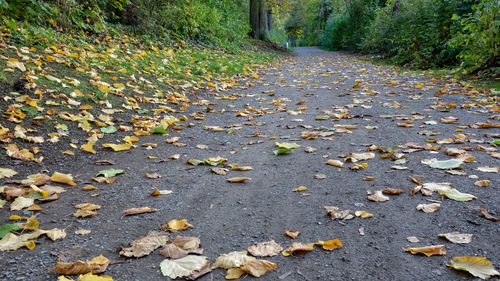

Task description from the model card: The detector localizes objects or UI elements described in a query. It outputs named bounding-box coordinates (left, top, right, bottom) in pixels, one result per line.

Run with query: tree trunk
left=266, top=9, right=272, bottom=31
left=250, top=0, right=267, bottom=40
left=316, top=1, right=322, bottom=45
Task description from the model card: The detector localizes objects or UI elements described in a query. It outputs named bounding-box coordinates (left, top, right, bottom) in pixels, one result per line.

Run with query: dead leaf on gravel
left=282, top=242, right=314, bottom=256
left=324, top=206, right=354, bottom=220
left=348, top=152, right=375, bottom=162
left=476, top=166, right=499, bottom=173
left=449, top=256, right=500, bottom=279
left=480, top=207, right=499, bottom=222
left=213, top=251, right=256, bottom=269
left=405, top=245, right=446, bottom=256
left=225, top=268, right=245, bottom=279
left=95, top=160, right=115, bottom=165
left=304, top=146, right=317, bottom=153
left=121, top=207, right=157, bottom=218
left=229, top=164, right=253, bottom=171
left=316, top=239, right=343, bottom=251
left=196, top=144, right=208, bottom=149
left=367, top=190, right=390, bottom=202
left=438, top=232, right=472, bottom=244
left=0, top=229, right=45, bottom=251
left=73, top=203, right=101, bottom=218
left=160, top=255, right=211, bottom=280
left=53, top=255, right=110, bottom=275
left=145, top=173, right=161, bottom=179
left=45, top=228, right=67, bottom=242
left=51, top=172, right=76, bottom=186
left=211, top=167, right=228, bottom=175
left=10, top=197, right=34, bottom=211
left=315, top=173, right=327, bottom=179
left=416, top=203, right=441, bottom=213
left=382, top=188, right=403, bottom=195
left=163, top=219, right=193, bottom=232
left=285, top=230, right=300, bottom=239
left=247, top=240, right=283, bottom=257
left=354, top=210, right=373, bottom=218
left=20, top=173, right=50, bottom=186
left=407, top=236, right=420, bottom=243
left=0, top=168, right=17, bottom=179
left=160, top=244, right=189, bottom=260
left=227, top=177, right=251, bottom=183
left=240, top=259, right=276, bottom=277
left=120, top=231, right=169, bottom=258
left=174, top=236, right=202, bottom=253
left=75, top=229, right=91, bottom=235
left=92, top=177, right=115, bottom=184
left=71, top=273, right=114, bottom=280
left=474, top=180, right=491, bottom=187
left=326, top=159, right=344, bottom=167
left=440, top=116, right=459, bottom=124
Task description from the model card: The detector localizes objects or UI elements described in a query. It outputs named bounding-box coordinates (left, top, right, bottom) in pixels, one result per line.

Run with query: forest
left=1, top=0, right=498, bottom=74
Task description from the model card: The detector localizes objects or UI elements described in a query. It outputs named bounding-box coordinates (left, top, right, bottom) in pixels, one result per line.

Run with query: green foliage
left=449, top=0, right=499, bottom=73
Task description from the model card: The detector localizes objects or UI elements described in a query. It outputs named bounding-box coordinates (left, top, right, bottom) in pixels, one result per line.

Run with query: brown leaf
left=122, top=207, right=157, bottom=217
left=240, top=259, right=277, bottom=277
left=160, top=244, right=189, bottom=259
left=145, top=173, right=161, bottom=179
left=120, top=231, right=170, bottom=258
left=173, top=236, right=202, bottom=253
left=405, top=245, right=446, bottom=256
left=53, top=255, right=110, bottom=275
left=227, top=177, right=251, bottom=183
left=480, top=207, right=499, bottom=222
left=248, top=240, right=283, bottom=257
left=95, top=160, right=115, bottom=165
left=210, top=167, right=228, bottom=175
left=367, top=190, right=390, bottom=202
left=474, top=180, right=491, bottom=187
left=324, top=206, right=353, bottom=220
left=382, top=188, right=403, bottom=195
left=285, top=230, right=300, bottom=239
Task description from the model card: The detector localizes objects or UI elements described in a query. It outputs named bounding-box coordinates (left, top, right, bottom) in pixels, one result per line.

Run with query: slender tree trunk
left=316, top=1, right=322, bottom=45
left=266, top=9, right=272, bottom=31
left=250, top=0, right=267, bottom=40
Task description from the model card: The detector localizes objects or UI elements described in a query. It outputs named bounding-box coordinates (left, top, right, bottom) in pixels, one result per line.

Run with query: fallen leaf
left=438, top=232, right=472, bottom=244
left=326, top=159, right=344, bottom=167
left=293, top=186, right=307, bottom=192
left=421, top=158, right=463, bottom=170
left=75, top=273, right=114, bottom=281
left=382, top=188, right=403, bottom=195
left=187, top=159, right=204, bottom=166
left=0, top=230, right=45, bottom=251
left=367, top=190, right=390, bottom=202
left=229, top=164, right=253, bottom=171
left=96, top=169, right=124, bottom=178
left=120, top=231, right=170, bottom=258
left=304, top=146, right=317, bottom=153
left=204, top=156, right=227, bottom=166
left=348, top=152, right=375, bottom=162
left=275, top=142, right=300, bottom=149
left=73, top=203, right=101, bottom=218
left=10, top=197, right=34, bottom=211
left=273, top=148, right=291, bottom=155
left=282, top=242, right=314, bottom=256
left=121, top=207, right=157, bottom=217
left=440, top=116, right=459, bottom=124
left=407, top=236, right=420, bottom=243
left=163, top=219, right=193, bottom=232
left=160, top=255, right=211, bottom=280
left=213, top=251, right=255, bottom=269
left=196, top=144, right=208, bottom=149
left=316, top=239, right=343, bottom=250
left=240, top=259, right=276, bottom=277
left=449, top=256, right=499, bottom=279
left=75, top=229, right=91, bottom=235
left=211, top=167, right=228, bottom=175
left=437, top=187, right=476, bottom=201
left=480, top=207, right=499, bottom=222
left=53, top=255, right=110, bottom=275
left=247, top=240, right=283, bottom=257
left=102, top=143, right=133, bottom=151
left=324, top=206, right=353, bottom=220
left=476, top=166, right=499, bottom=173
left=145, top=172, right=161, bottom=179
left=0, top=224, right=21, bottom=239
left=227, top=177, right=251, bottom=183
left=405, top=245, right=446, bottom=256
left=285, top=230, right=300, bottom=239
left=416, top=203, right=441, bottom=213
left=51, top=172, right=76, bottom=186
left=354, top=210, right=373, bottom=218
left=0, top=168, right=17, bottom=179
left=225, top=268, right=245, bottom=279
left=81, top=141, right=97, bottom=154
left=474, top=180, right=491, bottom=187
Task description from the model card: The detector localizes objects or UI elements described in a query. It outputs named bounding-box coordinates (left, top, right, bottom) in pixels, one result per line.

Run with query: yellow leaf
left=102, top=143, right=133, bottom=151
left=63, top=150, right=75, bottom=155
left=24, top=240, right=36, bottom=250
left=405, top=245, right=446, bottom=256
left=282, top=242, right=314, bottom=256
left=293, top=186, right=308, bottom=192
left=316, top=239, right=343, bottom=250
left=77, top=273, right=114, bottom=281
left=449, top=256, right=500, bottom=279
left=51, top=172, right=76, bottom=186
left=164, top=219, right=193, bottom=232
left=225, top=268, right=245, bottom=279
left=123, top=135, right=139, bottom=144
left=354, top=210, right=373, bottom=218
left=81, top=141, right=97, bottom=154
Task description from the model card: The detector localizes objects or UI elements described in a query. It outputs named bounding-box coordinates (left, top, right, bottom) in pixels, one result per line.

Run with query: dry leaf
left=326, top=159, right=344, bottom=167
left=53, top=255, right=110, bottom=275
left=304, top=146, right=317, bottom=153
left=316, top=239, right=343, bottom=250
left=324, top=206, right=353, bottom=220
left=10, top=197, right=34, bottom=211
left=213, top=251, right=255, bottom=269
left=229, top=164, right=253, bottom=171
left=121, top=207, right=157, bottom=217
left=211, top=167, right=228, bottom=175
left=407, top=236, right=420, bottom=243
left=45, top=228, right=67, bottom=241
left=145, top=173, right=161, bottom=179
left=240, top=259, right=277, bottom=277
left=405, top=245, right=446, bottom=256
left=282, top=242, right=314, bottom=256
left=354, top=210, right=373, bottom=218
left=476, top=166, right=499, bottom=173
left=449, top=256, right=500, bottom=279
left=120, top=231, right=169, bottom=258
left=367, top=190, right=390, bottom=202
left=438, top=232, right=472, bottom=244
left=51, top=172, right=76, bottom=186
left=75, top=273, right=113, bottom=281
left=160, top=255, right=211, bottom=280
left=480, top=207, right=499, bottom=222
left=75, top=229, right=91, bottom=235
left=0, top=230, right=45, bottom=251
left=0, top=168, right=17, bottom=179
left=227, top=177, right=251, bottom=183
left=225, top=268, right=245, bottom=279
left=285, top=230, right=300, bottom=239
left=348, top=152, right=375, bottom=162
left=248, top=240, right=283, bottom=257
left=416, top=203, right=441, bottom=213
left=382, top=188, right=403, bottom=195
left=195, top=144, right=208, bottom=149
left=163, top=219, right=193, bottom=232
left=474, top=180, right=491, bottom=187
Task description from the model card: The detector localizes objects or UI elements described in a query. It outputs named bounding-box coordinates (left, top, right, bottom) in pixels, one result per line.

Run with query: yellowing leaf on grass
left=81, top=141, right=97, bottom=154
left=102, top=143, right=133, bottom=151
left=51, top=172, right=76, bottom=186
left=405, top=245, right=446, bottom=256
left=438, top=232, right=472, bottom=244
left=247, top=240, right=283, bottom=257
left=160, top=255, right=211, bottom=280
left=227, top=177, right=251, bottom=183
left=282, top=242, right=314, bottom=256
left=53, top=255, right=110, bottom=275
left=449, top=256, right=499, bottom=279
left=121, top=207, right=157, bottom=218
left=120, top=231, right=170, bottom=258
left=163, top=219, right=193, bottom=232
